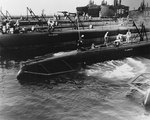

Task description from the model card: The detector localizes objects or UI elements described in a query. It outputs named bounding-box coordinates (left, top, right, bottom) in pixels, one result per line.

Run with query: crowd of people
left=0, top=19, right=20, bottom=34
left=77, top=29, right=132, bottom=51
left=104, top=29, right=132, bottom=47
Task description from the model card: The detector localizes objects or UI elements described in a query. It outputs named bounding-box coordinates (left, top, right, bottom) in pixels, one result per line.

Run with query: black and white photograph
left=0, top=0, right=150, bottom=119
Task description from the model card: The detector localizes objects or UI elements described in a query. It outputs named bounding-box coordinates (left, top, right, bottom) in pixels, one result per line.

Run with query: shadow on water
left=18, top=72, right=87, bottom=90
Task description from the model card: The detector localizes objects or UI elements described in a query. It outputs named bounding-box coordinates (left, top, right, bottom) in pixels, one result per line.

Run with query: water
left=1, top=56, right=150, bottom=120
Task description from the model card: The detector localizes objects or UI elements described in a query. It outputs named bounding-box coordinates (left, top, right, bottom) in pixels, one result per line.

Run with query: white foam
left=85, top=57, right=147, bottom=80
left=103, top=63, right=134, bottom=79
left=53, top=50, right=77, bottom=57
left=126, top=58, right=146, bottom=73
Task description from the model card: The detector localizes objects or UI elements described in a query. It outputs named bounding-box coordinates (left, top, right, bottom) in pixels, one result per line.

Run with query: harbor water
left=1, top=55, right=150, bottom=120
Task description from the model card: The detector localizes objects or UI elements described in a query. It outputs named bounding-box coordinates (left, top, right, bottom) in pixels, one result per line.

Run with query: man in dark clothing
left=77, top=35, right=85, bottom=51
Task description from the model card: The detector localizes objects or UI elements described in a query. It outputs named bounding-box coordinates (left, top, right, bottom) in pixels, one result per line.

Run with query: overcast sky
left=0, top=0, right=150, bottom=15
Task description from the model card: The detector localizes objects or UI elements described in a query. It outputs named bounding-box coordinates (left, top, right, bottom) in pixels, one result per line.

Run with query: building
left=114, top=5, right=129, bottom=18
left=76, top=0, right=129, bottom=18
left=129, top=0, right=150, bottom=18
left=100, top=5, right=115, bottom=17
left=143, top=7, right=150, bottom=17
left=76, top=0, right=100, bottom=17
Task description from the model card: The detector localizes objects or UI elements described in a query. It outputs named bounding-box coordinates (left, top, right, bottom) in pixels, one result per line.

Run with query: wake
left=85, top=57, right=149, bottom=81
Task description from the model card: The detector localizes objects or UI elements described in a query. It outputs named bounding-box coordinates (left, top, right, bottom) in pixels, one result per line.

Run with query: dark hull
left=17, top=40, right=150, bottom=84
left=0, top=27, right=146, bottom=60
left=0, top=28, right=138, bottom=47
left=19, top=21, right=47, bottom=26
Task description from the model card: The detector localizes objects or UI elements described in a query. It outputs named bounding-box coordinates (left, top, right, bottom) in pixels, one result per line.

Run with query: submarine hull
left=17, top=40, right=150, bottom=84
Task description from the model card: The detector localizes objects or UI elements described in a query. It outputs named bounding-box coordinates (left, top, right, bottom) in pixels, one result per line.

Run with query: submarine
left=17, top=21, right=150, bottom=84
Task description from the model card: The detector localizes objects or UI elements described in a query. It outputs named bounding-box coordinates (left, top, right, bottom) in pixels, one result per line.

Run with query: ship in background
left=76, top=0, right=129, bottom=18
left=1, top=0, right=149, bottom=61
left=129, top=0, right=150, bottom=19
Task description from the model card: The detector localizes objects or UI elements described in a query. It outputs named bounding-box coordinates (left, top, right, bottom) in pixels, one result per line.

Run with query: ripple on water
left=1, top=57, right=150, bottom=120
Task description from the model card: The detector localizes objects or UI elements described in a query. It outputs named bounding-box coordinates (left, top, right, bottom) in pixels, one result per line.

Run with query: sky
left=0, top=0, right=150, bottom=15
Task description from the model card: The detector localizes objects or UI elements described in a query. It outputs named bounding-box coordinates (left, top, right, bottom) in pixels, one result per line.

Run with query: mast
left=119, top=0, right=121, bottom=5
left=27, top=7, right=28, bottom=20
left=6, top=10, right=11, bottom=19
left=27, top=7, right=40, bottom=21
left=0, top=10, right=7, bottom=19
left=133, top=21, right=148, bottom=41
left=41, top=9, right=47, bottom=22
left=76, top=12, right=81, bottom=40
